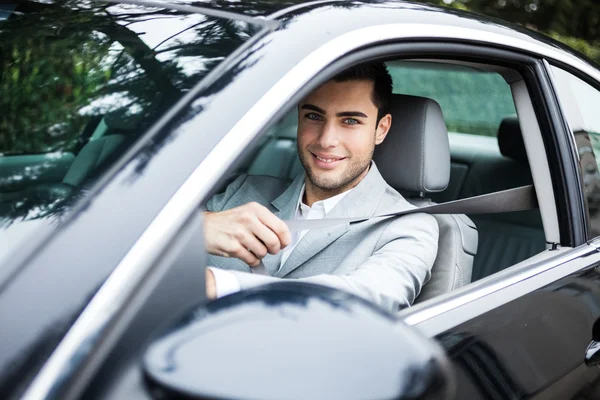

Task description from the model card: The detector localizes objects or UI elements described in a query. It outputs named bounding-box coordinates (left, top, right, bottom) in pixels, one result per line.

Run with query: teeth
left=316, top=155, right=340, bottom=163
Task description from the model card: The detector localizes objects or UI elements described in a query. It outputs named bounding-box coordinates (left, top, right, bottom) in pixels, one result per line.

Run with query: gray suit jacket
left=205, top=163, right=439, bottom=312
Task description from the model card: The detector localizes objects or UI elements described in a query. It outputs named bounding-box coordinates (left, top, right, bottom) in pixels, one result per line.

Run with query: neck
left=303, top=165, right=370, bottom=207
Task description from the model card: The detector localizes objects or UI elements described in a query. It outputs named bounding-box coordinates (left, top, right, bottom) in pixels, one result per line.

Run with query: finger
left=249, top=220, right=282, bottom=255
left=239, top=234, right=269, bottom=260
left=228, top=244, right=260, bottom=267
left=252, top=204, right=292, bottom=247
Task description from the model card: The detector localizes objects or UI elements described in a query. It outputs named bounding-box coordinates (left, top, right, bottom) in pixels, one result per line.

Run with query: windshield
left=0, top=0, right=258, bottom=264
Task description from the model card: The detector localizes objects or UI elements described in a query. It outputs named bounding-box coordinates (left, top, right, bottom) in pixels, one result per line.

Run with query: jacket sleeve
left=204, top=174, right=248, bottom=212
left=226, top=213, right=439, bottom=312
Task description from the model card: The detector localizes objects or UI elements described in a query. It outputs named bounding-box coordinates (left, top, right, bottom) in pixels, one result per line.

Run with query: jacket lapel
left=261, top=173, right=305, bottom=275
left=276, top=163, right=388, bottom=278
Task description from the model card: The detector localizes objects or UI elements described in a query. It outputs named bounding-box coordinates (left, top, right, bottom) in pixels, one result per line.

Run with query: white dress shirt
left=209, top=185, right=352, bottom=298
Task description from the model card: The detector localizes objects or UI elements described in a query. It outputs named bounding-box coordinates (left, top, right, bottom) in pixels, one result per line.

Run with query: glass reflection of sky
left=118, top=11, right=212, bottom=80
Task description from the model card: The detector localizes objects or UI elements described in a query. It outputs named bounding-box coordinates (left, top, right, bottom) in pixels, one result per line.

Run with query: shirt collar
left=297, top=184, right=353, bottom=215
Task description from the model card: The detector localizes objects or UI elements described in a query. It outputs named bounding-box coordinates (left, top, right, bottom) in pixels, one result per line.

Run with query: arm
left=216, top=213, right=439, bottom=312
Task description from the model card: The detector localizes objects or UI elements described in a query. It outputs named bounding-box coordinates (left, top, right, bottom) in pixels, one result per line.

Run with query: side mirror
left=143, top=282, right=455, bottom=400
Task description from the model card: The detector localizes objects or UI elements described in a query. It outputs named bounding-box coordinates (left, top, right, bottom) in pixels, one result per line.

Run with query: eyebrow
left=301, top=104, right=368, bottom=118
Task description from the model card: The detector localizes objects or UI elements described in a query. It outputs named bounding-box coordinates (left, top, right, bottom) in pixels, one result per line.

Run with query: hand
left=204, top=202, right=291, bottom=266
left=206, top=269, right=216, bottom=300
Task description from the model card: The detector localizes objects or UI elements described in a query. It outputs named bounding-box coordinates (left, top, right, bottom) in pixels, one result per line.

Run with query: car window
left=0, top=0, right=258, bottom=263
left=387, top=61, right=517, bottom=137
left=549, top=65, right=600, bottom=238
left=238, top=59, right=544, bottom=284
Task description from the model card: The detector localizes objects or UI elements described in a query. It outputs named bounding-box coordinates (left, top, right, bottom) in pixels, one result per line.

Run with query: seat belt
left=251, top=185, right=537, bottom=275
left=285, top=184, right=537, bottom=232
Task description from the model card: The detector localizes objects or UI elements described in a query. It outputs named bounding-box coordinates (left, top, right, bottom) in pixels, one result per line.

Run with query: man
left=203, top=63, right=438, bottom=312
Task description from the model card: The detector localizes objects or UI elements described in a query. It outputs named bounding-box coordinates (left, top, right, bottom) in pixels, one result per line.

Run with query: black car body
left=3, top=0, right=600, bottom=399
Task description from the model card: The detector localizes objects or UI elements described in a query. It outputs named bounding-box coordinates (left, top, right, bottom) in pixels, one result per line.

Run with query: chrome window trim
left=23, top=23, right=600, bottom=399
left=409, top=246, right=600, bottom=336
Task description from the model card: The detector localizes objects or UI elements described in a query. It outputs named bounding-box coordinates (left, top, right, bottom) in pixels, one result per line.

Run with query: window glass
left=388, top=61, right=517, bottom=137
left=0, top=0, right=258, bottom=262
left=550, top=65, right=600, bottom=237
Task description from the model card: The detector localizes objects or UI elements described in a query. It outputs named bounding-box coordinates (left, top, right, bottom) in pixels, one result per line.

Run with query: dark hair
left=332, top=62, right=393, bottom=122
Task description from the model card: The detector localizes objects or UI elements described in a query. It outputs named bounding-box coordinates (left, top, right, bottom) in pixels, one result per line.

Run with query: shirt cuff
left=208, top=267, right=241, bottom=298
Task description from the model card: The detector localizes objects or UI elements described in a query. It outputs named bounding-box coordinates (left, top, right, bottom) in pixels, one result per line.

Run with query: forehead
left=301, top=80, right=376, bottom=112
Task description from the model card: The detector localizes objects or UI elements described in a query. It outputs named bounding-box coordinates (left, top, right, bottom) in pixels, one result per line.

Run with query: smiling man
left=203, top=63, right=439, bottom=312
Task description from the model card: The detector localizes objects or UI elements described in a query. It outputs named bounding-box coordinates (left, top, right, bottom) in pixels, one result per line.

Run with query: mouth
left=311, top=152, right=347, bottom=169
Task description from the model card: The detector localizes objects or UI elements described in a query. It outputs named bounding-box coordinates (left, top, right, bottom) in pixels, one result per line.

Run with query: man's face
left=297, top=79, right=391, bottom=193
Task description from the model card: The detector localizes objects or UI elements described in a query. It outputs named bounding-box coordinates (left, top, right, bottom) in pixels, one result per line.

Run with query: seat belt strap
left=284, top=185, right=537, bottom=232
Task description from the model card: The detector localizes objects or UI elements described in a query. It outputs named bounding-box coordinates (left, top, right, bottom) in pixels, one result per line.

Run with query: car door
left=399, top=57, right=600, bottom=399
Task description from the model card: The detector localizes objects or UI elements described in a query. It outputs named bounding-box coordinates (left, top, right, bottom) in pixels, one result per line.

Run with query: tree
left=419, top=0, right=600, bottom=63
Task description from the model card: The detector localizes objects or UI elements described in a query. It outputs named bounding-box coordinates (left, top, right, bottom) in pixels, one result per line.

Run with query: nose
left=317, top=121, right=340, bottom=148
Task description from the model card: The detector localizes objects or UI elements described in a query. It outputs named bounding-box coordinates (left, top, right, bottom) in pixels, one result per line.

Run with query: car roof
left=120, top=0, right=596, bottom=70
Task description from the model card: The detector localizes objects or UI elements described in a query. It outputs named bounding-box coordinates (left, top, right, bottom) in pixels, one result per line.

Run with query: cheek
left=297, top=125, right=318, bottom=147
left=343, top=131, right=375, bottom=155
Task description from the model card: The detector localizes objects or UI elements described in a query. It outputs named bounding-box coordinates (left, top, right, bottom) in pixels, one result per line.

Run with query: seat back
left=374, top=94, right=478, bottom=302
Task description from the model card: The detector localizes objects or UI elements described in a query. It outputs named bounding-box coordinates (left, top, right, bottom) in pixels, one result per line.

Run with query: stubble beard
left=298, top=145, right=374, bottom=194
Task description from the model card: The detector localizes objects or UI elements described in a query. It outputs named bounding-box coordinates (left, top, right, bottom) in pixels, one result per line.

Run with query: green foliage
left=0, top=32, right=113, bottom=154
left=548, top=32, right=600, bottom=63
left=418, top=0, right=600, bottom=64
left=390, top=66, right=516, bottom=136
left=0, top=0, right=259, bottom=222
left=0, top=0, right=257, bottom=156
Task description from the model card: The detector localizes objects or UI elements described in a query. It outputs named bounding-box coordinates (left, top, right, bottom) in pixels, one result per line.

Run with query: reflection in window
left=551, top=66, right=600, bottom=237
left=0, top=0, right=258, bottom=262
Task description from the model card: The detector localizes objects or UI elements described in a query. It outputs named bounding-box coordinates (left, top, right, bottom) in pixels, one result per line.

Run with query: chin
left=308, top=172, right=348, bottom=191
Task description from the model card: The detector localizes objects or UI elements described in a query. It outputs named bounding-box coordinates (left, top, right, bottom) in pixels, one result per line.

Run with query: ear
left=375, top=113, right=392, bottom=145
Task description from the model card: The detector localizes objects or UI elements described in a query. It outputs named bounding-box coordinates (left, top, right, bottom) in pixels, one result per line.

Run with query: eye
left=343, top=118, right=360, bottom=125
left=305, top=112, right=323, bottom=121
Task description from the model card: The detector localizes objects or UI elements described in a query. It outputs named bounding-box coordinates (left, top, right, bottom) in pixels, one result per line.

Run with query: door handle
left=586, top=317, right=600, bottom=366
left=585, top=340, right=600, bottom=366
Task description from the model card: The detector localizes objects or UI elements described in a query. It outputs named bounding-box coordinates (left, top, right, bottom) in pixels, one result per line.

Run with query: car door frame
left=19, top=23, right=600, bottom=400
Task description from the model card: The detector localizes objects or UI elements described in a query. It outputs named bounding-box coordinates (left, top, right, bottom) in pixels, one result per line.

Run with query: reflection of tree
left=1, top=1, right=172, bottom=155
left=574, top=130, right=600, bottom=237
left=0, top=0, right=260, bottom=155
left=129, top=40, right=266, bottom=181
left=187, top=0, right=300, bottom=16
left=0, top=0, right=260, bottom=223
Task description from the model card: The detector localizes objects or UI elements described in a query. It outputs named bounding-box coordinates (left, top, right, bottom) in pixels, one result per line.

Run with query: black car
left=3, top=1, right=600, bottom=399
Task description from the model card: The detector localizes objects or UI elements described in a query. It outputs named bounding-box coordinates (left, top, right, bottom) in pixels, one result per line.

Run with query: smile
left=313, top=153, right=346, bottom=163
